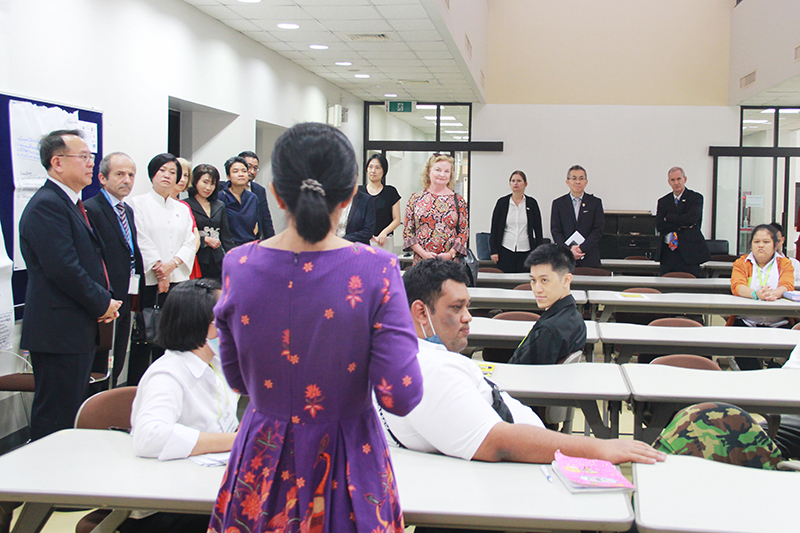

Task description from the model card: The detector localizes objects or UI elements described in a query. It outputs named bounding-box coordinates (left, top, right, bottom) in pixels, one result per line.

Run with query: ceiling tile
left=375, top=4, right=429, bottom=19
left=389, top=18, right=435, bottom=31
left=358, top=50, right=418, bottom=60
left=227, top=4, right=312, bottom=19
left=223, top=19, right=263, bottom=32
left=347, top=41, right=411, bottom=51
left=397, top=31, right=441, bottom=42
left=252, top=19, right=328, bottom=31
left=194, top=4, right=239, bottom=19
left=242, top=30, right=282, bottom=42
left=321, top=19, right=394, bottom=32
left=302, top=5, right=382, bottom=20
left=407, top=41, right=448, bottom=51
left=274, top=31, right=341, bottom=43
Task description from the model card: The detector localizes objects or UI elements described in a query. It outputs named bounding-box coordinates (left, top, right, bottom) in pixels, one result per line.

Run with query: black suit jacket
left=489, top=194, right=543, bottom=255
left=344, top=189, right=376, bottom=245
left=550, top=193, right=605, bottom=268
left=249, top=181, right=275, bottom=239
left=84, top=191, right=144, bottom=314
left=655, top=188, right=711, bottom=264
left=19, top=180, right=112, bottom=354
left=185, top=196, right=236, bottom=269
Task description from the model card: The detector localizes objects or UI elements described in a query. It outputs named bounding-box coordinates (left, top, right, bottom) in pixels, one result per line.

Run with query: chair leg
left=89, top=509, right=131, bottom=533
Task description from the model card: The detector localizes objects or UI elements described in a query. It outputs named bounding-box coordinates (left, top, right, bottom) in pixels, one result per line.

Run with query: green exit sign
left=385, top=101, right=415, bottom=113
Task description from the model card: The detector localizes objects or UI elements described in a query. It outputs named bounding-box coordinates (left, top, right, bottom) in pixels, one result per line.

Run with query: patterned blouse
left=403, top=190, right=469, bottom=263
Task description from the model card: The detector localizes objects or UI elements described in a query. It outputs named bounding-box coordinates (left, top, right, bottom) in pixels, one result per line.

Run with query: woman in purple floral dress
left=209, top=123, right=423, bottom=533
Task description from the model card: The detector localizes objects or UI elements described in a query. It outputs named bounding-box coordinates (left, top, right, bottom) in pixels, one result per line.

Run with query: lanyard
left=756, top=260, right=775, bottom=288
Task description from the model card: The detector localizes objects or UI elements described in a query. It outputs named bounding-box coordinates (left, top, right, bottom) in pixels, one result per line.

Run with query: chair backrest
left=475, top=232, right=491, bottom=260
left=556, top=350, right=584, bottom=365
left=624, top=256, right=650, bottom=260
left=648, top=317, right=703, bottom=328
left=705, top=239, right=729, bottom=255
left=493, top=311, right=541, bottom=321
left=711, top=254, right=740, bottom=262
left=651, top=354, right=721, bottom=371
left=75, top=386, right=137, bottom=431
left=662, top=271, right=696, bottom=279
left=793, top=322, right=800, bottom=331
left=574, top=267, right=612, bottom=276
left=513, top=283, right=531, bottom=291
left=478, top=266, right=504, bottom=274
left=0, top=350, right=35, bottom=393
left=622, top=287, right=662, bottom=294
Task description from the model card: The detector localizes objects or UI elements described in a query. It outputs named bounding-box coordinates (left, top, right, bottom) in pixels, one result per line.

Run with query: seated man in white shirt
left=770, top=221, right=800, bottom=283
left=124, top=278, right=238, bottom=533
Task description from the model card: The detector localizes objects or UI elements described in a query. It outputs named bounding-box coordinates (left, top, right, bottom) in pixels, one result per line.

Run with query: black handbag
left=454, top=193, right=478, bottom=287
left=141, top=304, right=161, bottom=344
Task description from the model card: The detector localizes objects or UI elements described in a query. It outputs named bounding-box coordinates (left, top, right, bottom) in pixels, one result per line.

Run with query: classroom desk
left=599, top=259, right=734, bottom=278
left=633, top=454, right=799, bottom=533
left=0, top=429, right=636, bottom=533
left=467, top=316, right=600, bottom=349
left=598, top=322, right=800, bottom=363
left=588, top=289, right=800, bottom=322
left=491, top=362, right=628, bottom=438
left=621, top=364, right=800, bottom=442
left=468, top=287, right=587, bottom=311
left=478, top=273, right=733, bottom=293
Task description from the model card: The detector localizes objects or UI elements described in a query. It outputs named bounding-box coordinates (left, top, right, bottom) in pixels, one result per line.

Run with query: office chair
left=481, top=311, right=540, bottom=364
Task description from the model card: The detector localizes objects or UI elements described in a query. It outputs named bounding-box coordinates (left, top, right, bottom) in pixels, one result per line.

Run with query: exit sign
left=385, top=101, right=415, bottom=113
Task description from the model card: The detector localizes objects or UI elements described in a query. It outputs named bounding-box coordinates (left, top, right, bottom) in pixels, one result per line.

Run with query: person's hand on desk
left=98, top=299, right=123, bottom=322
left=760, top=286, right=781, bottom=301
left=595, top=439, right=666, bottom=465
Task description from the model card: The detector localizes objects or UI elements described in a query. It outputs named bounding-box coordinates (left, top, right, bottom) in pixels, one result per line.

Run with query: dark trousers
left=497, top=246, right=530, bottom=273
left=732, top=318, right=790, bottom=370
left=29, top=350, right=94, bottom=441
left=127, top=284, right=173, bottom=386
left=91, top=310, right=132, bottom=389
left=659, top=244, right=702, bottom=277
left=119, top=512, right=211, bottom=533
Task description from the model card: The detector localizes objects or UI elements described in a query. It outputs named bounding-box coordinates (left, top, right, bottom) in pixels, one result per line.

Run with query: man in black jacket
left=655, top=167, right=711, bottom=277
left=238, top=150, right=275, bottom=238
left=550, top=165, right=605, bottom=268
left=84, top=152, right=144, bottom=387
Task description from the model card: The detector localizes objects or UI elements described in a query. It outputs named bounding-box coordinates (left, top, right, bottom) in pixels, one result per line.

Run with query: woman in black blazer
left=489, top=170, right=543, bottom=273
left=185, top=164, right=235, bottom=281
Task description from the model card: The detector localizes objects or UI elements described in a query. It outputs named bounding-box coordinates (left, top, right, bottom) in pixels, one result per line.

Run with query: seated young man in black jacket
left=509, top=244, right=586, bottom=365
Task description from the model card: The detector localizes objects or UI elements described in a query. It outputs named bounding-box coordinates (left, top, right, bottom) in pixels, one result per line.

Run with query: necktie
left=77, top=199, right=111, bottom=290
left=116, top=203, right=135, bottom=273
left=668, top=196, right=680, bottom=250
left=573, top=196, right=581, bottom=221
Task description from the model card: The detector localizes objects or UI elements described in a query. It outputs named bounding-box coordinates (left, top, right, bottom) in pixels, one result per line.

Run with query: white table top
left=598, top=322, right=800, bottom=359
left=621, top=364, right=800, bottom=411
left=491, top=362, right=629, bottom=402
left=633, top=455, right=799, bottom=533
left=468, top=316, right=600, bottom=347
left=479, top=273, right=733, bottom=293
left=589, top=290, right=800, bottom=320
left=0, top=429, right=635, bottom=532
left=468, top=287, right=587, bottom=309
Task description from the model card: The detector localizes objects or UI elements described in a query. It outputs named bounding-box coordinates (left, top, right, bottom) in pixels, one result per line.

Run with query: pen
left=541, top=465, right=554, bottom=483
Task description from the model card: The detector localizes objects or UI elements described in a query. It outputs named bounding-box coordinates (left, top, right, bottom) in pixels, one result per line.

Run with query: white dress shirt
left=501, top=196, right=530, bottom=252
left=131, top=349, right=239, bottom=461
left=128, top=189, right=196, bottom=286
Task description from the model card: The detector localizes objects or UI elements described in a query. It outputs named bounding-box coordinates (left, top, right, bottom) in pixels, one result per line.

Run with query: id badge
left=128, top=274, right=140, bottom=295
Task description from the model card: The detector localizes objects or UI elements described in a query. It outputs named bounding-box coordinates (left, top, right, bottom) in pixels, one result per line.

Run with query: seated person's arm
left=474, top=422, right=664, bottom=465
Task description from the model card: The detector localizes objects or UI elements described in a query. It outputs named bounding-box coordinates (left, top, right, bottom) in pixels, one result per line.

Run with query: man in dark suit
left=19, top=130, right=121, bottom=440
left=655, top=167, right=711, bottom=277
left=550, top=165, right=605, bottom=268
left=84, top=152, right=144, bottom=388
left=238, top=150, right=275, bottom=238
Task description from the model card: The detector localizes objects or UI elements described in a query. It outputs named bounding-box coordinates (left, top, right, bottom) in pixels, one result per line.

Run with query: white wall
left=729, top=0, right=800, bottom=104
left=469, top=104, right=740, bottom=243
left=0, top=0, right=364, bottom=199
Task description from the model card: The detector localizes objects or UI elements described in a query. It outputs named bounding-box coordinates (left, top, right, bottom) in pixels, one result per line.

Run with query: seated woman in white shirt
left=124, top=278, right=238, bottom=533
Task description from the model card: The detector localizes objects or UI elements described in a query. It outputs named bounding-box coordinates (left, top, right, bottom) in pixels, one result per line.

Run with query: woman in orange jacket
left=729, top=224, right=795, bottom=369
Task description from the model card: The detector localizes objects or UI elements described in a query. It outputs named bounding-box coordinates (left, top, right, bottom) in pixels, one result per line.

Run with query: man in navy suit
left=655, top=167, right=711, bottom=277
left=550, top=165, right=605, bottom=268
left=238, top=150, right=275, bottom=238
left=84, top=153, right=144, bottom=388
left=19, top=130, right=121, bottom=440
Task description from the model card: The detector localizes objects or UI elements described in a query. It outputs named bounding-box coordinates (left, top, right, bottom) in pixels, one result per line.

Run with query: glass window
left=367, top=103, right=436, bottom=142
left=438, top=105, right=471, bottom=142
left=742, top=108, right=775, bottom=147
left=778, top=108, right=800, bottom=148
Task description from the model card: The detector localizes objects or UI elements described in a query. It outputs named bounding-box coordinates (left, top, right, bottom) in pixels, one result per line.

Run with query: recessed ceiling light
left=441, top=122, right=463, bottom=127
left=444, top=130, right=468, bottom=134
left=416, top=104, right=437, bottom=110
left=237, top=0, right=261, bottom=3
left=743, top=120, right=769, bottom=124
left=335, top=61, right=352, bottom=66
left=354, top=74, right=370, bottom=78
left=761, top=109, right=776, bottom=114
left=309, top=44, right=329, bottom=50
left=384, top=93, right=397, bottom=98
left=780, top=109, right=800, bottom=113
left=277, top=23, right=299, bottom=30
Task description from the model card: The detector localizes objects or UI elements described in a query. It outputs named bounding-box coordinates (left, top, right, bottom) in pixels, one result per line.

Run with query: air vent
left=795, top=45, right=800, bottom=62
left=740, top=70, right=756, bottom=89
left=464, top=33, right=472, bottom=60
left=399, top=79, right=431, bottom=85
left=346, top=33, right=391, bottom=42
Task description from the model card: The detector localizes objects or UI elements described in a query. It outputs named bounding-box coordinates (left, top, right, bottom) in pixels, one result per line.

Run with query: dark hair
left=750, top=224, right=778, bottom=246
left=403, top=259, right=470, bottom=311
left=225, top=156, right=248, bottom=177
left=509, top=170, right=527, bottom=184
left=366, top=153, right=389, bottom=185
left=98, top=152, right=133, bottom=177
left=769, top=221, right=785, bottom=237
left=40, top=129, right=83, bottom=170
left=271, top=122, right=358, bottom=243
left=524, top=243, right=575, bottom=276
left=147, top=153, right=181, bottom=182
left=567, top=165, right=586, bottom=178
left=156, top=279, right=221, bottom=351
left=188, top=164, right=221, bottom=201
left=238, top=150, right=258, bottom=161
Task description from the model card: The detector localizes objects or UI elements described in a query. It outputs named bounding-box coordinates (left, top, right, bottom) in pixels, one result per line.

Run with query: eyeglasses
left=567, top=177, right=587, bottom=182
left=247, top=165, right=259, bottom=173
left=58, top=153, right=96, bottom=163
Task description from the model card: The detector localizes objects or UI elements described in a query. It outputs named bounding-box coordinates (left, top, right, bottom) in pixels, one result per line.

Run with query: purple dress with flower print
left=209, top=242, right=423, bottom=533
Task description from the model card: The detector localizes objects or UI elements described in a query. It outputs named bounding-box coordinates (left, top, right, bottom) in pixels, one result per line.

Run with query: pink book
left=551, top=450, right=635, bottom=493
